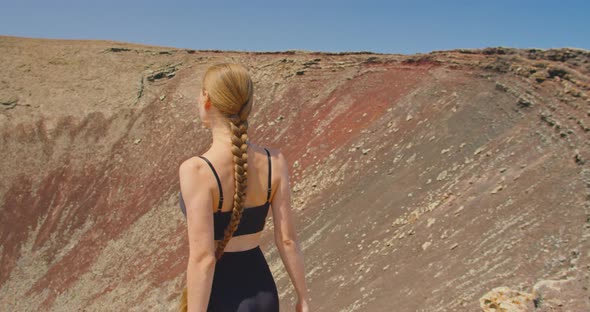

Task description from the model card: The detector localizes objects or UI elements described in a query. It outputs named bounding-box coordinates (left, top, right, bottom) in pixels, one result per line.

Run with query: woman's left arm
left=179, top=158, right=217, bottom=312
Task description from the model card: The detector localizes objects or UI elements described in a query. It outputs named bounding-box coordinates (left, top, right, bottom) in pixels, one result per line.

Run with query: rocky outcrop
left=480, top=274, right=590, bottom=311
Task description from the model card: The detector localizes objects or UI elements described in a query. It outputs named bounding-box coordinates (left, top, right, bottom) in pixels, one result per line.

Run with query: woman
left=178, top=63, right=311, bottom=312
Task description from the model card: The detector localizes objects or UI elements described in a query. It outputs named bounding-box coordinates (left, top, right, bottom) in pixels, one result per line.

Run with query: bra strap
left=197, top=155, right=223, bottom=213
left=264, top=148, right=271, bottom=203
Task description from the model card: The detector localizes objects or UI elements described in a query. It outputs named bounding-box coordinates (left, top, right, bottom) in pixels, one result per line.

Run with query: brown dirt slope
left=1, top=35, right=589, bottom=311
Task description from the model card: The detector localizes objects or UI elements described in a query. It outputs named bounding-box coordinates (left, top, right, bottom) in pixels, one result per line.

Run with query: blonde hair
left=179, top=63, right=254, bottom=311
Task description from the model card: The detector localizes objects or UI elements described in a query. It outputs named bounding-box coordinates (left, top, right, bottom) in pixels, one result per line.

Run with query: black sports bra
left=179, top=148, right=272, bottom=240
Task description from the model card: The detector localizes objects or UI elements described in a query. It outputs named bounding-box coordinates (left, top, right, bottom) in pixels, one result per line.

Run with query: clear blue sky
left=1, top=0, right=588, bottom=54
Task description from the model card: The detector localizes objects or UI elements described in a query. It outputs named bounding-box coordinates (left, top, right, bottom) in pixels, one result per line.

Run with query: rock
left=532, top=72, right=547, bottom=83
left=517, top=97, right=533, bottom=108
left=495, top=82, right=509, bottom=92
left=533, top=278, right=590, bottom=311
left=107, top=47, right=131, bottom=52
left=474, top=146, right=485, bottom=156
left=427, top=218, right=435, bottom=227
left=146, top=63, right=182, bottom=82
left=1, top=96, right=18, bottom=109
left=574, top=151, right=585, bottom=165
left=421, top=241, right=431, bottom=250
left=491, top=184, right=504, bottom=194
left=437, top=170, right=448, bottom=181
left=547, top=67, right=569, bottom=79
left=479, top=286, right=535, bottom=312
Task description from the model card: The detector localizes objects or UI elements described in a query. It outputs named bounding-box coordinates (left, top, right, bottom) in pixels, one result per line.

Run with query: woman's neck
left=209, top=124, right=249, bottom=151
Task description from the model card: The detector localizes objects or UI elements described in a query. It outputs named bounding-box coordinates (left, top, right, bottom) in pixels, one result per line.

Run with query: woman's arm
left=179, top=158, right=217, bottom=312
left=271, top=150, right=311, bottom=304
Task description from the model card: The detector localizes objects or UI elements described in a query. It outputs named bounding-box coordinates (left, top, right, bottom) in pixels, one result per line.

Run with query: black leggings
left=207, top=245, right=279, bottom=311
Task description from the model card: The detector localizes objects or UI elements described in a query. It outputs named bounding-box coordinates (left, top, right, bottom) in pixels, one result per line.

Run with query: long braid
left=215, top=109, right=250, bottom=259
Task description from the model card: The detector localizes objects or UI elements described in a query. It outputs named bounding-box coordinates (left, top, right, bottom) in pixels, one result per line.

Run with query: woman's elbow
left=188, top=253, right=216, bottom=268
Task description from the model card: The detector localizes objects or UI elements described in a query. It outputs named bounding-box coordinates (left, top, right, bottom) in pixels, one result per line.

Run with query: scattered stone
left=362, top=148, right=371, bottom=155
left=134, top=138, right=142, bottom=144
left=517, top=97, right=533, bottom=108
left=427, top=218, right=436, bottom=227
left=574, top=150, right=585, bottom=165
left=406, top=114, right=413, bottom=121
left=382, top=265, right=390, bottom=271
left=159, top=95, right=166, bottom=101
left=547, top=67, right=569, bottom=79
left=532, top=72, right=547, bottom=83
left=450, top=243, right=459, bottom=250
left=491, top=184, right=504, bottom=194
left=578, top=120, right=590, bottom=132
left=421, top=241, right=432, bottom=250
left=499, top=167, right=507, bottom=173
left=495, top=82, right=509, bottom=92
left=473, top=146, right=485, bottom=156
left=1, top=97, right=18, bottom=109
left=436, top=170, right=448, bottom=181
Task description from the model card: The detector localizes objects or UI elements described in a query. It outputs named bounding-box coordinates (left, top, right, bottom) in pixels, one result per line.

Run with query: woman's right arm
left=271, top=150, right=311, bottom=310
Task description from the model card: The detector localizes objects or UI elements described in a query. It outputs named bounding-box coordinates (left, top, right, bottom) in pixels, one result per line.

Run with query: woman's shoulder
left=249, top=143, right=291, bottom=179
left=248, top=142, right=285, bottom=161
left=178, top=156, right=210, bottom=180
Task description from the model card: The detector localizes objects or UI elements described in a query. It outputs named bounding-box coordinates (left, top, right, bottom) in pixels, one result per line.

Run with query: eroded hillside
left=1, top=35, right=589, bottom=311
